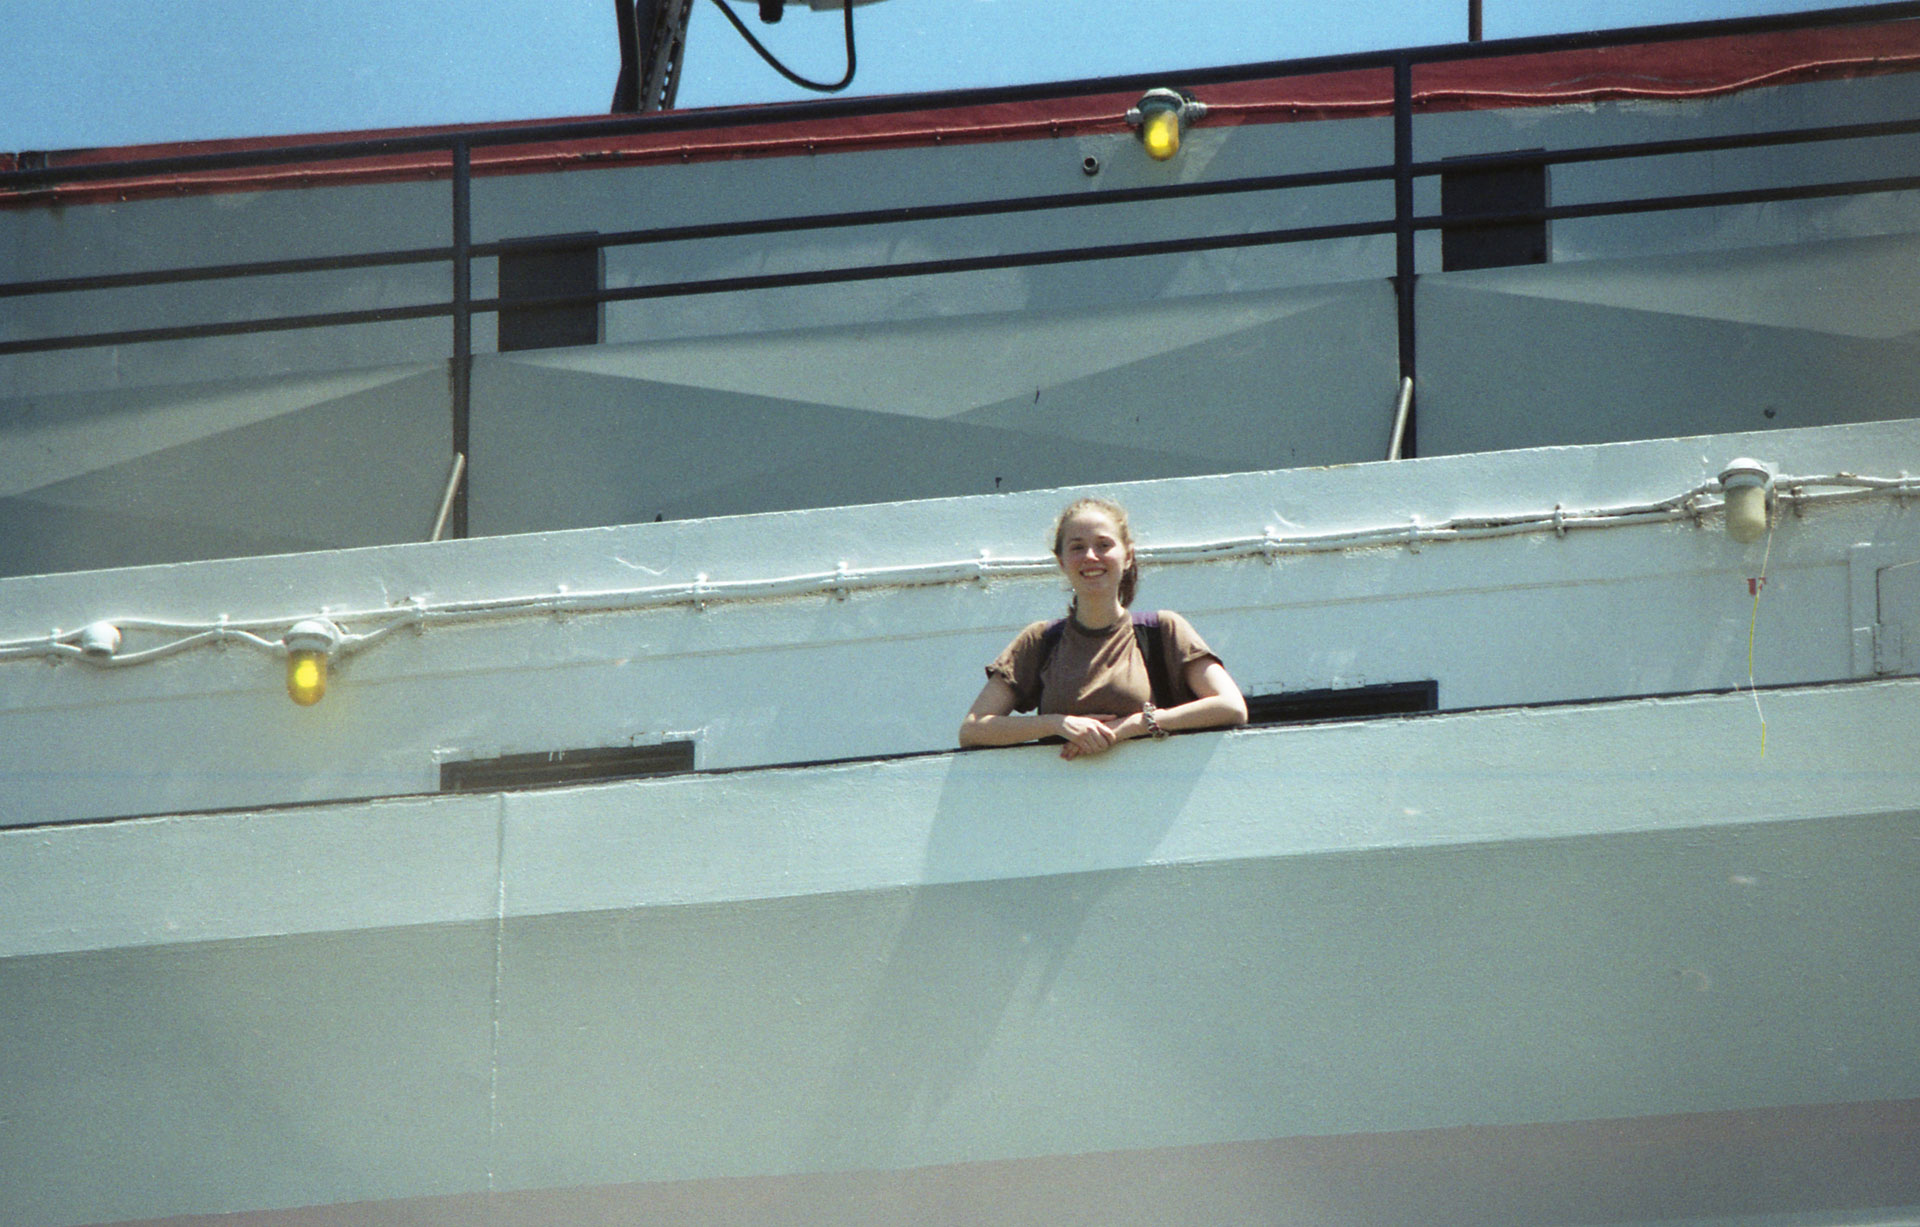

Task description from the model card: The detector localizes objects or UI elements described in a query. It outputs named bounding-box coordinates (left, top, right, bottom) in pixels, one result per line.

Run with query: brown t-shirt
left=985, top=610, right=1221, bottom=716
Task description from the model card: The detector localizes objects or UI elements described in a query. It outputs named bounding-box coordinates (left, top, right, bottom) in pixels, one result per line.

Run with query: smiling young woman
left=958, top=497, right=1248, bottom=759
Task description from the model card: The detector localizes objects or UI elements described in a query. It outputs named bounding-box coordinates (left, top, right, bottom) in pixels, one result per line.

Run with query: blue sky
left=0, top=0, right=1878, bottom=151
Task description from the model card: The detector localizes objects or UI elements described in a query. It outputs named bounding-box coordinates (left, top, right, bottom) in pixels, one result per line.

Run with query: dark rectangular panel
left=1441, top=158, right=1548, bottom=271
left=1245, top=680, right=1438, bottom=726
left=497, top=237, right=602, bottom=352
left=440, top=740, right=694, bottom=792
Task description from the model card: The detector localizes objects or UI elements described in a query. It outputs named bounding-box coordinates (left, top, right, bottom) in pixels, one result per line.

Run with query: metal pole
left=1469, top=0, right=1483, bottom=42
left=1387, top=377, right=1414, bottom=461
left=1392, top=55, right=1417, bottom=459
left=450, top=140, right=472, bottom=539
left=430, top=452, right=468, bottom=542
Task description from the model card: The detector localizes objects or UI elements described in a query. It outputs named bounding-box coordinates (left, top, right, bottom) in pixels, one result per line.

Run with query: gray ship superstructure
left=3, top=8, right=1920, bottom=1224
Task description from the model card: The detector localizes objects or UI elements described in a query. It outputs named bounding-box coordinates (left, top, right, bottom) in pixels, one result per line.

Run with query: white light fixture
left=1719, top=458, right=1775, bottom=544
left=77, top=621, right=122, bottom=660
left=1127, top=88, right=1206, bottom=161
left=283, top=618, right=343, bottom=706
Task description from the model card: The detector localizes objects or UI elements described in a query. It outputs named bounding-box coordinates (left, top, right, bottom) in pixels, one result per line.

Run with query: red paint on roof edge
left=4, top=21, right=1918, bottom=209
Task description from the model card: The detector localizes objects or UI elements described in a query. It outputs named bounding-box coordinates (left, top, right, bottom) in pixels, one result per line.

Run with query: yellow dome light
left=287, top=652, right=326, bottom=706
left=1141, top=108, right=1182, bottom=161
left=1127, top=88, right=1206, bottom=162
left=283, top=618, right=343, bottom=707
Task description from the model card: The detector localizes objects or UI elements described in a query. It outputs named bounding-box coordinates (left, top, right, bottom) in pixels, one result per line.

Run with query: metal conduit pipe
left=3, top=472, right=1915, bottom=673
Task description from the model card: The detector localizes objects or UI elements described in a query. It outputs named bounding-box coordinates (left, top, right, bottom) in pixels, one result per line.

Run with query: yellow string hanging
left=1745, top=523, right=1775, bottom=757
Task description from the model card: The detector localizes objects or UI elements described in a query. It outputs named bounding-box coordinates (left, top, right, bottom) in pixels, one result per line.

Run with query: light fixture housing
left=283, top=618, right=343, bottom=706
left=1127, top=88, right=1206, bottom=161
left=77, top=620, right=122, bottom=660
left=1718, top=458, right=1775, bottom=544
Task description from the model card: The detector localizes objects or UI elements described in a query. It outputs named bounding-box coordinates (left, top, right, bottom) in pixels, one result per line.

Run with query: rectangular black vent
left=440, top=740, right=694, bottom=793
left=497, top=235, right=603, bottom=352
left=1441, top=155, right=1548, bottom=272
left=1245, top=681, right=1438, bottom=727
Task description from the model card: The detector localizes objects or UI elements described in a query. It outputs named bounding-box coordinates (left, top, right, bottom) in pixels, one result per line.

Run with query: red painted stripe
left=8, top=21, right=1920, bottom=210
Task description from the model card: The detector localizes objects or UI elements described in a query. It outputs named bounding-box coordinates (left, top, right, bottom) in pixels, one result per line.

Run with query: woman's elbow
left=1206, top=675, right=1249, bottom=727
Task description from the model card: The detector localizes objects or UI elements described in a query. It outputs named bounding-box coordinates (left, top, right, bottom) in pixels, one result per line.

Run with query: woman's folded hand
left=1056, top=713, right=1120, bottom=759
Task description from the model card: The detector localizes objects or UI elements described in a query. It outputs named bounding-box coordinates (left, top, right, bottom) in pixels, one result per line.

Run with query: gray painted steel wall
left=4, top=682, right=1918, bottom=1226
left=2, top=419, right=1917, bottom=828
left=4, top=71, right=1919, bottom=578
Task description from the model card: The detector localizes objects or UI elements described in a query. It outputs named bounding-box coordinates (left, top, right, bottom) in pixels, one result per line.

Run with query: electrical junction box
left=1850, top=543, right=1920, bottom=676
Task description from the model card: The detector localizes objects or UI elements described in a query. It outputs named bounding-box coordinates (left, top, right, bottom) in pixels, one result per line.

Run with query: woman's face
left=1055, top=508, right=1131, bottom=605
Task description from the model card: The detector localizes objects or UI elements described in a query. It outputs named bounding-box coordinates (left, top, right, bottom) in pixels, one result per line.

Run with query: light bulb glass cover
left=287, top=651, right=328, bottom=706
left=282, top=617, right=342, bottom=706
left=1719, top=458, right=1774, bottom=544
left=1141, top=107, right=1182, bottom=160
left=1128, top=89, right=1202, bottom=161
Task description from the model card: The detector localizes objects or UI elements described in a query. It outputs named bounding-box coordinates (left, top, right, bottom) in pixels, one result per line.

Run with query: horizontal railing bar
left=1409, top=115, right=1920, bottom=178
left=0, top=165, right=1395, bottom=300
left=10, top=112, right=1913, bottom=305
left=470, top=218, right=1396, bottom=315
left=1414, top=171, right=1920, bottom=232
left=476, top=163, right=1397, bottom=258
left=0, top=216, right=1396, bottom=355
left=2, top=139, right=466, bottom=193
left=3, top=3, right=1915, bottom=192
left=10, top=106, right=1912, bottom=303
left=445, top=173, right=1920, bottom=312
left=9, top=170, right=1916, bottom=355
left=0, top=245, right=455, bottom=300
left=1388, top=0, right=1920, bottom=67
left=0, top=302, right=452, bottom=357
left=484, top=115, right=1920, bottom=260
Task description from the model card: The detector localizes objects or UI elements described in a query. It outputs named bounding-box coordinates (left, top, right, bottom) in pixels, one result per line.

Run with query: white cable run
left=2, top=471, right=1913, bottom=672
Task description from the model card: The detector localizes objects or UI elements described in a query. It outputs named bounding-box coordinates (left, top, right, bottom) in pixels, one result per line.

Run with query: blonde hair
left=1051, top=497, right=1139, bottom=607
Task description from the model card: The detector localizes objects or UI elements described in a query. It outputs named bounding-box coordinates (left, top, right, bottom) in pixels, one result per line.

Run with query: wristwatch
left=1142, top=702, right=1169, bottom=740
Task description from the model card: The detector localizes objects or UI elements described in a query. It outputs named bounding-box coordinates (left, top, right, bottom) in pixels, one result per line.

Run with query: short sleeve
left=1156, top=610, right=1222, bottom=703
left=984, top=621, right=1052, bottom=713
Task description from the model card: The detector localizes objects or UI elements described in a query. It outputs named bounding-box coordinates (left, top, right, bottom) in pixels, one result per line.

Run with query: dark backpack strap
left=1036, top=618, right=1066, bottom=669
left=1033, top=618, right=1067, bottom=707
left=1131, top=611, right=1173, bottom=709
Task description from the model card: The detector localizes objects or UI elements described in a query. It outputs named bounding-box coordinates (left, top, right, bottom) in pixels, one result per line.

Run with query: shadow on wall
left=805, top=736, right=1218, bottom=1170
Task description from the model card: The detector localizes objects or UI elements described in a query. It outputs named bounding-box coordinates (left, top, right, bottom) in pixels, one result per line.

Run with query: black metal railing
left=3, top=1, right=1918, bottom=538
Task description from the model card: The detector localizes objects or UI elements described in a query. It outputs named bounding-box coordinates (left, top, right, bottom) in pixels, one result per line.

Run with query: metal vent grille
left=1245, top=681, right=1438, bottom=726
left=497, top=236, right=603, bottom=352
left=1441, top=156, right=1548, bottom=271
left=440, top=740, right=694, bottom=793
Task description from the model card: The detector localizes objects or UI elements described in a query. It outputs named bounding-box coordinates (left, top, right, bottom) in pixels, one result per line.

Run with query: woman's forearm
left=1102, top=695, right=1244, bottom=744
left=1162, top=692, right=1248, bottom=730
left=958, top=711, right=1064, bottom=748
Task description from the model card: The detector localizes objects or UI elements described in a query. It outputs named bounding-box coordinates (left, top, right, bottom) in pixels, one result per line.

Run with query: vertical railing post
left=450, top=139, right=473, bottom=539
left=1392, top=54, right=1418, bottom=459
